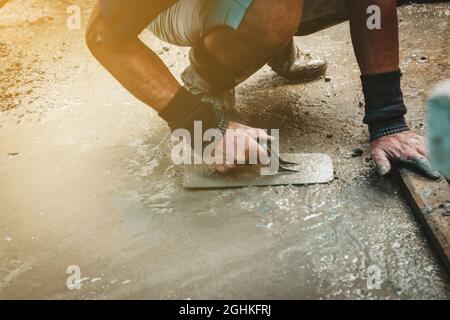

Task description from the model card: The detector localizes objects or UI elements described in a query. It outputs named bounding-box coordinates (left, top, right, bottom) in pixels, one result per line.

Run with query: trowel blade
left=182, top=153, right=334, bottom=189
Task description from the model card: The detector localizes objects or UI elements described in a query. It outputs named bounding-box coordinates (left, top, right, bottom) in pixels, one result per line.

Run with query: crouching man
left=86, top=0, right=439, bottom=178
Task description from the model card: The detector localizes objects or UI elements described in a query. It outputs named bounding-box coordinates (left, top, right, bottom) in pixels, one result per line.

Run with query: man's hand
left=214, top=122, right=273, bottom=173
left=370, top=130, right=440, bottom=179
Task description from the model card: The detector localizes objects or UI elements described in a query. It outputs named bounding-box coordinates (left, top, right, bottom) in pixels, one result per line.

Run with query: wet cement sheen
left=0, top=1, right=449, bottom=299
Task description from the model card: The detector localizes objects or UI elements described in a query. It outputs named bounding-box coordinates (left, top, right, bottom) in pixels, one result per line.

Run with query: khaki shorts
left=148, top=0, right=348, bottom=46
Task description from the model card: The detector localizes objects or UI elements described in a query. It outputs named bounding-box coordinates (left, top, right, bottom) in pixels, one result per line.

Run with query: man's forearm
left=345, top=0, right=409, bottom=141
left=89, top=38, right=180, bottom=112
left=86, top=4, right=180, bottom=112
left=85, top=3, right=230, bottom=145
left=345, top=0, right=399, bottom=75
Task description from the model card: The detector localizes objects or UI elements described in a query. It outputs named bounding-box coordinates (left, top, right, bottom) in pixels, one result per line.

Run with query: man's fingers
left=416, top=144, right=428, bottom=158
left=370, top=131, right=438, bottom=179
left=245, top=128, right=274, bottom=142
left=371, top=150, right=392, bottom=176
left=408, top=134, right=428, bottom=157
left=215, top=163, right=236, bottom=173
left=399, top=155, right=440, bottom=180
left=247, top=137, right=270, bottom=165
left=214, top=130, right=268, bottom=173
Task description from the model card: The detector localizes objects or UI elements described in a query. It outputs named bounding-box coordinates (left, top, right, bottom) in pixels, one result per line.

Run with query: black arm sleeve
left=361, top=70, right=410, bottom=141
left=159, top=87, right=229, bottom=137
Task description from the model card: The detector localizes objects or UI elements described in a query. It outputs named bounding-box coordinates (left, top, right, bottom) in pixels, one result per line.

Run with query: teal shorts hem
left=207, top=0, right=253, bottom=31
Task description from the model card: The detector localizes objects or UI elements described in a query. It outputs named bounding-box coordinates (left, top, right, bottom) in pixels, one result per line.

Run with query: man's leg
left=345, top=0, right=438, bottom=178
left=204, top=0, right=304, bottom=74
left=148, top=0, right=304, bottom=172
left=191, top=0, right=304, bottom=93
left=345, top=0, right=399, bottom=75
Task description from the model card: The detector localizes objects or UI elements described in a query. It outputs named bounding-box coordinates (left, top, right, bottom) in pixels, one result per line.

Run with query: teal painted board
left=427, top=80, right=450, bottom=180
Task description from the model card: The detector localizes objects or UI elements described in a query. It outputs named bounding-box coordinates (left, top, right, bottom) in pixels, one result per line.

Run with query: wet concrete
left=0, top=0, right=449, bottom=299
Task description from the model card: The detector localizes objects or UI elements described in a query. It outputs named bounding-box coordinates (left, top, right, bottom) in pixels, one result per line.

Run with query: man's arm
left=345, top=0, right=439, bottom=178
left=86, top=1, right=180, bottom=112
left=85, top=1, right=270, bottom=172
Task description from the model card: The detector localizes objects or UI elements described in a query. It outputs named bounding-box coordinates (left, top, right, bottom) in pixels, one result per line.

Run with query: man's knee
left=85, top=19, right=103, bottom=54
left=85, top=5, right=128, bottom=55
left=86, top=10, right=110, bottom=54
left=240, top=0, right=303, bottom=51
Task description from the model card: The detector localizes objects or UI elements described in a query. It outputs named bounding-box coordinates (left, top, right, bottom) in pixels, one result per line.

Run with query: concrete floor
left=0, top=0, right=449, bottom=299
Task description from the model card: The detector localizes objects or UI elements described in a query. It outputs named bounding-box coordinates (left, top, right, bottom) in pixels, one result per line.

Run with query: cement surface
left=0, top=1, right=449, bottom=299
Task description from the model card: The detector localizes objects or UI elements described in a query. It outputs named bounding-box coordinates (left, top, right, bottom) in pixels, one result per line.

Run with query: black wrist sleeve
left=159, top=87, right=229, bottom=138
left=361, top=70, right=410, bottom=141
